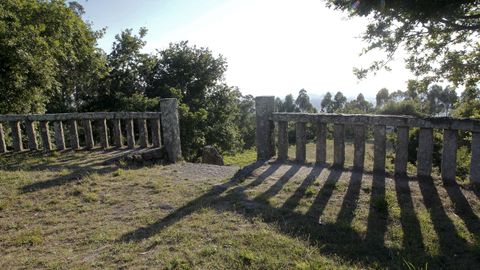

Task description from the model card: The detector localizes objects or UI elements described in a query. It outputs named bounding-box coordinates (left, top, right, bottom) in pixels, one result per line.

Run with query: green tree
left=282, top=94, right=297, bottom=112
left=321, top=92, right=334, bottom=113
left=326, top=0, right=479, bottom=85
left=375, top=88, right=390, bottom=108
left=295, top=89, right=316, bottom=113
left=84, top=28, right=158, bottom=111
left=0, top=0, right=106, bottom=114
left=344, top=93, right=373, bottom=114
left=333, top=91, right=347, bottom=112
left=146, top=41, right=237, bottom=160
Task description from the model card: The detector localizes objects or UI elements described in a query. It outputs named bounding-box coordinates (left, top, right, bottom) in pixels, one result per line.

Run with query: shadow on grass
left=112, top=161, right=480, bottom=268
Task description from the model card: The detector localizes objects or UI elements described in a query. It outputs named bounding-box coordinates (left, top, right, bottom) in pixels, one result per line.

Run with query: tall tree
left=333, top=91, right=347, bottom=112
left=0, top=0, right=106, bottom=114
left=326, top=0, right=479, bottom=85
left=376, top=88, right=390, bottom=108
left=84, top=28, right=158, bottom=111
left=295, top=89, right=316, bottom=113
left=321, top=92, right=334, bottom=113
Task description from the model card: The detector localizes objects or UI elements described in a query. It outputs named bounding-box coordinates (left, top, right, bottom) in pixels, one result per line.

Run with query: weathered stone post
left=150, top=118, right=162, bottom=148
left=255, top=96, right=275, bottom=161
left=54, top=121, right=66, bottom=150
left=10, top=121, right=23, bottom=152
left=0, top=123, right=7, bottom=153
left=83, top=120, right=94, bottom=149
left=98, top=119, right=109, bottom=149
left=126, top=119, right=135, bottom=149
left=441, top=129, right=457, bottom=183
left=25, top=120, right=38, bottom=150
left=333, top=124, right=345, bottom=167
left=470, top=132, right=480, bottom=184
left=373, top=125, right=386, bottom=172
left=277, top=121, right=288, bottom=160
left=39, top=121, right=52, bottom=150
left=394, top=126, right=409, bottom=176
left=353, top=124, right=366, bottom=170
left=113, top=119, right=123, bottom=148
left=69, top=120, right=80, bottom=150
left=417, top=128, right=433, bottom=177
left=138, top=119, right=148, bottom=148
left=160, top=98, right=182, bottom=163
left=295, top=122, right=307, bottom=162
left=315, top=122, right=327, bottom=164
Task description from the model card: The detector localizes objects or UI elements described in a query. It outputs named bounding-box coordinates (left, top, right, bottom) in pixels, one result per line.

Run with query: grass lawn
left=1, top=147, right=480, bottom=269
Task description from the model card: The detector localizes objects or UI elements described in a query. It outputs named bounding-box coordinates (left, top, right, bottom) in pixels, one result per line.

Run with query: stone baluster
left=394, top=126, right=409, bottom=176
left=83, top=120, right=94, bottom=149
left=0, top=123, right=7, bottom=153
left=25, top=120, right=38, bottom=150
left=277, top=121, right=288, bottom=160
left=160, top=98, right=183, bottom=163
left=113, top=119, right=123, bottom=148
left=98, top=119, right=109, bottom=149
left=10, top=121, right=23, bottom=152
left=295, top=122, right=306, bottom=162
left=333, top=124, right=345, bottom=167
left=53, top=121, right=65, bottom=150
left=39, top=121, right=52, bottom=150
left=126, top=119, right=135, bottom=149
left=138, top=119, right=148, bottom=148
left=441, top=129, right=457, bottom=183
left=69, top=120, right=80, bottom=150
left=150, top=118, right=161, bottom=148
left=373, top=125, right=386, bottom=172
left=315, top=122, right=327, bottom=164
left=353, top=124, right=366, bottom=170
left=417, top=128, right=433, bottom=177
left=470, top=132, right=480, bottom=184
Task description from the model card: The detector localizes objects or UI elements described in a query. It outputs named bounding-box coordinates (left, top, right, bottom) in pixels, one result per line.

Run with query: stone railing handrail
left=0, top=112, right=162, bottom=122
left=271, top=112, right=480, bottom=132
left=255, top=96, right=480, bottom=184
left=0, top=98, right=182, bottom=163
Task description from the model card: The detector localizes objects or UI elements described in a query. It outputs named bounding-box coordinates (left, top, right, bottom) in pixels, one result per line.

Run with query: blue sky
left=79, top=0, right=414, bottom=99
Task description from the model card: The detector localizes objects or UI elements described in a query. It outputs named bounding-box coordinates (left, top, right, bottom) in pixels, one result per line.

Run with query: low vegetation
left=1, top=149, right=480, bottom=269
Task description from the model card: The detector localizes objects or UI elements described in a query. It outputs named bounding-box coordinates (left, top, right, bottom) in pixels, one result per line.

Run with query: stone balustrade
left=255, top=96, right=480, bottom=184
left=0, top=98, right=182, bottom=163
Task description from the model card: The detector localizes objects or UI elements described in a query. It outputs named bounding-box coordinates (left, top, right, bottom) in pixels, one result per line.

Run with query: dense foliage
left=326, top=0, right=479, bottom=86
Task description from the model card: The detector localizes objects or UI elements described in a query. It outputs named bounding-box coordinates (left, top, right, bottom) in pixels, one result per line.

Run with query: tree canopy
left=326, top=0, right=479, bottom=85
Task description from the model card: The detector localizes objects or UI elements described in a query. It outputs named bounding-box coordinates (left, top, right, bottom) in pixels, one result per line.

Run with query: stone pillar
left=39, top=121, right=52, bottom=151
left=333, top=124, right=345, bottom=167
left=441, top=129, right=457, bottom=183
left=0, top=123, right=7, bottom=153
left=255, top=96, right=275, bottom=161
left=98, top=119, right=109, bottom=149
left=394, top=126, right=409, bottom=176
left=53, top=121, right=65, bottom=150
left=25, top=120, right=38, bottom=150
left=150, top=118, right=162, bottom=148
left=277, top=121, right=288, bottom=160
left=417, top=128, right=433, bottom=177
left=126, top=119, right=135, bottom=149
left=470, top=132, right=480, bottom=184
left=316, top=122, right=327, bottom=164
left=138, top=119, right=148, bottom=148
left=83, top=120, right=94, bottom=150
left=373, top=125, right=386, bottom=172
left=113, top=119, right=123, bottom=148
left=10, top=121, right=23, bottom=152
left=160, top=98, right=182, bottom=163
left=69, top=120, right=80, bottom=150
left=353, top=124, right=365, bottom=170
left=295, top=122, right=306, bottom=162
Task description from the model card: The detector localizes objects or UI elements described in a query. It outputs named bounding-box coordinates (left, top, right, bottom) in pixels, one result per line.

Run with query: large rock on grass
left=202, top=145, right=224, bottom=166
